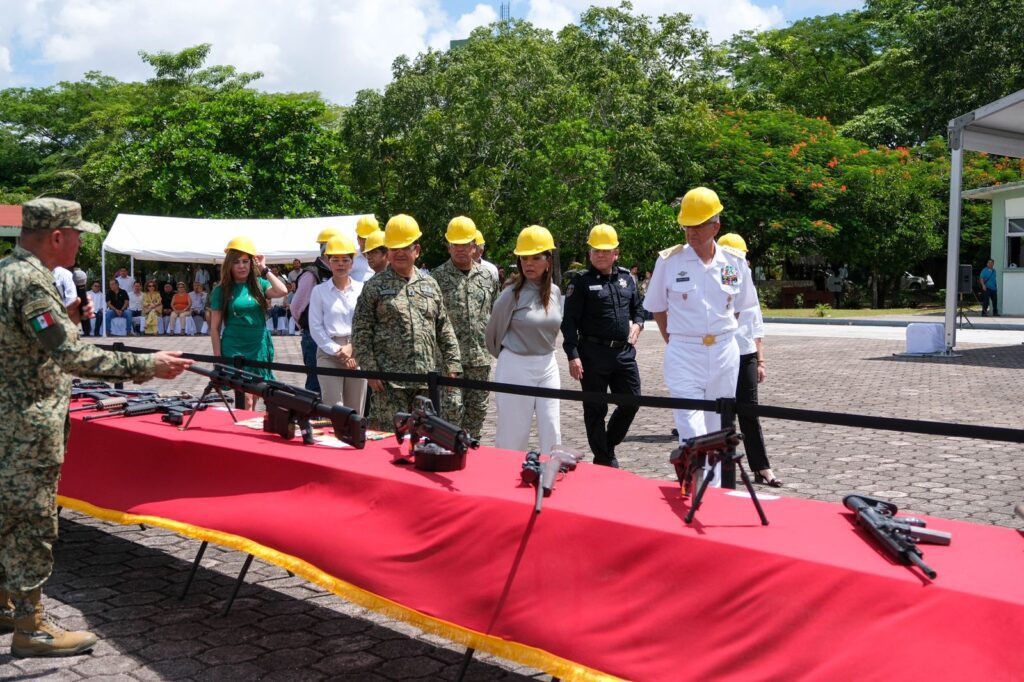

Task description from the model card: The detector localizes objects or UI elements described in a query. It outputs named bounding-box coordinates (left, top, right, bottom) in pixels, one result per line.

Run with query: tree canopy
left=3, top=2, right=1023, bottom=304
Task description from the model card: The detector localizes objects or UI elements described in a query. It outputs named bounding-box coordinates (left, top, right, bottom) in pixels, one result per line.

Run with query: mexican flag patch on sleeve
left=30, top=311, right=57, bottom=332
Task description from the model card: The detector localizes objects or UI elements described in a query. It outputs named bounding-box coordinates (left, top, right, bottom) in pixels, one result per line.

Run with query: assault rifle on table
left=186, top=364, right=366, bottom=448
left=393, top=396, right=479, bottom=471
left=670, top=428, right=768, bottom=526
left=70, top=391, right=190, bottom=413
left=843, top=494, right=951, bottom=580
left=520, top=450, right=577, bottom=513
left=81, top=395, right=222, bottom=425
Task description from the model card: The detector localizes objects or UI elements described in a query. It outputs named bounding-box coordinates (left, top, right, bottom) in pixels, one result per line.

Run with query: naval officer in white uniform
left=643, top=187, right=760, bottom=482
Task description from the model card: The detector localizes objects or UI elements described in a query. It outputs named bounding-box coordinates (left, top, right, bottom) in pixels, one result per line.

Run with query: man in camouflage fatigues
left=352, top=214, right=461, bottom=431
left=431, top=217, right=498, bottom=438
left=0, top=198, right=192, bottom=658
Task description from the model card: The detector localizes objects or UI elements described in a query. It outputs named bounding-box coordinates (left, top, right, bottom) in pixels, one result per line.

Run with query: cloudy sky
left=0, top=0, right=863, bottom=104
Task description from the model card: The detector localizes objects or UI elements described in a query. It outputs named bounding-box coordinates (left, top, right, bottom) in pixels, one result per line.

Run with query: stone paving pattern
left=3, top=329, right=1022, bottom=679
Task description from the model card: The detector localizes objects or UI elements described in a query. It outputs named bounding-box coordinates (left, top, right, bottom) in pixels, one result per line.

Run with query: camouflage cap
left=22, top=198, right=101, bottom=234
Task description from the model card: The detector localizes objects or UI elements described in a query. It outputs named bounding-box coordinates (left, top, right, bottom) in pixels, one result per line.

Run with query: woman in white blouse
left=308, top=235, right=366, bottom=411
left=484, top=225, right=563, bottom=454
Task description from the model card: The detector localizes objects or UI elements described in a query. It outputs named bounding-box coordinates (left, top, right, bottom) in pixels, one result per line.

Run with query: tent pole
left=943, top=137, right=964, bottom=353
left=100, top=249, right=107, bottom=338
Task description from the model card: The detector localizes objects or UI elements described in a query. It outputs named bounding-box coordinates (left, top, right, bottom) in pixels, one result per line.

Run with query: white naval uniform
left=643, top=243, right=759, bottom=482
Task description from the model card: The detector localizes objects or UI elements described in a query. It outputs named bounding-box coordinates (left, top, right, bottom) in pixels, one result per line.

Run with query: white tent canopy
left=944, top=88, right=1024, bottom=352
left=103, top=213, right=369, bottom=264
left=97, top=212, right=370, bottom=337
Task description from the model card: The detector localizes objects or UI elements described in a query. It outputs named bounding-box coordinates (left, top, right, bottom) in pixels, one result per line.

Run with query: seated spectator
left=104, top=279, right=132, bottom=336
left=189, top=281, right=208, bottom=334
left=86, top=281, right=105, bottom=337
left=269, top=290, right=290, bottom=334
left=160, top=282, right=175, bottom=333
left=141, top=281, right=162, bottom=335
left=127, top=281, right=144, bottom=334
left=167, top=282, right=191, bottom=335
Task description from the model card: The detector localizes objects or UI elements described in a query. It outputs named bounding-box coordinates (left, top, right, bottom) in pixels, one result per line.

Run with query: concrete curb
left=764, top=316, right=1024, bottom=331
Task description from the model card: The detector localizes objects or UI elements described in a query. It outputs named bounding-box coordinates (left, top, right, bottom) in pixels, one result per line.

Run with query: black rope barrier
left=96, top=343, right=1024, bottom=444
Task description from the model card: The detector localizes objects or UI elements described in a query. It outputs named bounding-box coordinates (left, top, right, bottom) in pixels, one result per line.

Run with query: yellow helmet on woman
left=316, top=227, right=340, bottom=244
left=324, top=235, right=358, bottom=256
left=513, top=225, right=555, bottom=256
left=224, top=235, right=257, bottom=256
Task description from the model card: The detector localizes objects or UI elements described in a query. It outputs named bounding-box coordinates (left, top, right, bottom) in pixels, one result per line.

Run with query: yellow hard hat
left=316, top=227, right=340, bottom=244
left=324, top=235, right=358, bottom=256
left=224, top=235, right=257, bottom=256
left=445, top=216, right=478, bottom=244
left=383, top=214, right=422, bottom=249
left=364, top=230, right=386, bottom=252
left=356, top=215, right=380, bottom=238
left=587, top=223, right=619, bottom=250
left=513, top=225, right=556, bottom=256
left=677, top=187, right=724, bottom=227
left=717, top=233, right=748, bottom=256
left=474, top=229, right=485, bottom=246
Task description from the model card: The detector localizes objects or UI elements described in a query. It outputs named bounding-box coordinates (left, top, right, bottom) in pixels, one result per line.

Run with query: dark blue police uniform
left=561, top=265, right=643, bottom=467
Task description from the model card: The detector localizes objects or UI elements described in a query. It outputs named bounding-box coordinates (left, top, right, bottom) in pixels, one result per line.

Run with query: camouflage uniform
left=352, top=267, right=461, bottom=430
left=0, top=204, right=156, bottom=615
left=431, top=259, right=498, bottom=437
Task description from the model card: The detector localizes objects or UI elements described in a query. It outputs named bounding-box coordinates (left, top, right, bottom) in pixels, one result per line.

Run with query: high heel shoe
left=754, top=471, right=783, bottom=488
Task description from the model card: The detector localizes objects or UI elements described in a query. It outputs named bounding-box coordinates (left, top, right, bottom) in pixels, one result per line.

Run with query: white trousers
left=494, top=349, right=561, bottom=454
left=316, top=336, right=367, bottom=414
left=664, top=336, right=740, bottom=486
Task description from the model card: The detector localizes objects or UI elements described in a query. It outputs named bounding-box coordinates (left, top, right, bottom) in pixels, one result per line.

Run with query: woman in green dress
left=210, top=236, right=289, bottom=410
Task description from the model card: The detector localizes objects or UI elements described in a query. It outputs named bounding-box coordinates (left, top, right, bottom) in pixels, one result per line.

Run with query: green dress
left=210, top=278, right=275, bottom=380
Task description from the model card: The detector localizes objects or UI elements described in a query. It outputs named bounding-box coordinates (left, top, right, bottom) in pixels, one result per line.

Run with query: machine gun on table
left=185, top=364, right=367, bottom=448
left=843, top=494, right=951, bottom=580
left=669, top=428, right=768, bottom=526
left=393, top=396, right=479, bottom=471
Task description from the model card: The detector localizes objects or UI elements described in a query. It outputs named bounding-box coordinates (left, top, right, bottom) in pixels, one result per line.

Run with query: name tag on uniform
left=589, top=285, right=603, bottom=291
left=675, top=277, right=690, bottom=282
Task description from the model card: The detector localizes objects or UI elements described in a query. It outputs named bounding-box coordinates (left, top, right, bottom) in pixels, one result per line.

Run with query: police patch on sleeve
left=24, top=298, right=67, bottom=350
left=565, top=283, right=574, bottom=297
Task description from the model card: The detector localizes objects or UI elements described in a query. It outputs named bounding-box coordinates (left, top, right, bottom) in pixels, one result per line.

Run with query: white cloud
left=0, top=0, right=501, bottom=104
left=0, top=0, right=826, bottom=102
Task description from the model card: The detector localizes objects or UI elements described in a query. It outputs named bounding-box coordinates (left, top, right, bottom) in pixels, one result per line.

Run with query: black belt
left=581, top=335, right=629, bottom=349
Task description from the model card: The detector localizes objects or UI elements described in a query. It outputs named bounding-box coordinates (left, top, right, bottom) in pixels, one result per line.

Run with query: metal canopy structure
left=944, top=88, right=1024, bottom=352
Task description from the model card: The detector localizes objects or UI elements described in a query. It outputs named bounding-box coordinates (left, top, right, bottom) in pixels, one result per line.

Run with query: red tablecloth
left=60, top=406, right=1024, bottom=681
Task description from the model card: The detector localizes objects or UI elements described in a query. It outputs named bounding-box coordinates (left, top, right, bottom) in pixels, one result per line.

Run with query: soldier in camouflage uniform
left=431, top=216, right=498, bottom=438
left=352, top=214, right=462, bottom=430
left=0, top=198, right=192, bottom=658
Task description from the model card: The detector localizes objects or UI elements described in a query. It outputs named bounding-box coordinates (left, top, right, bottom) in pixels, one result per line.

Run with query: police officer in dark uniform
left=561, top=224, right=643, bottom=468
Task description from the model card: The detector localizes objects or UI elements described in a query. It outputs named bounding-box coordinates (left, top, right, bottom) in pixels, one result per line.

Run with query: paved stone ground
left=3, top=327, right=1022, bottom=679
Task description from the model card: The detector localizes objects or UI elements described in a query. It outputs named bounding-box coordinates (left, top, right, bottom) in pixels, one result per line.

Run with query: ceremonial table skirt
left=59, top=407, right=1024, bottom=681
